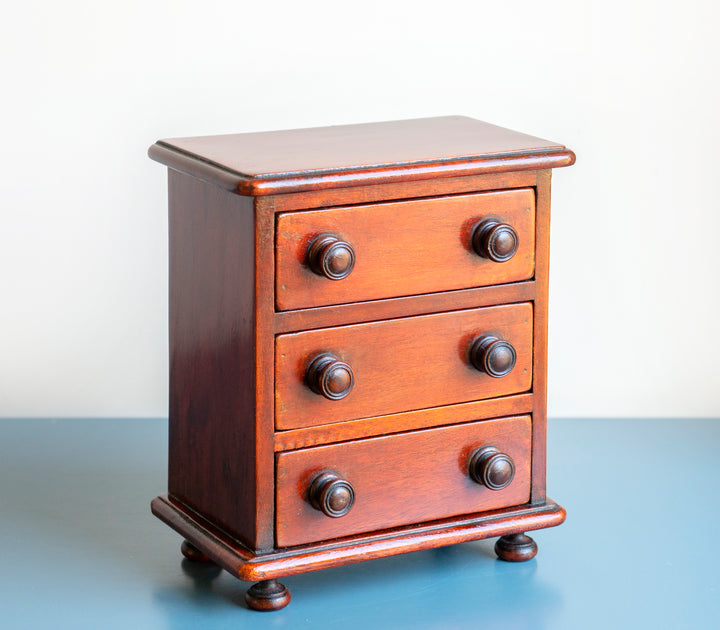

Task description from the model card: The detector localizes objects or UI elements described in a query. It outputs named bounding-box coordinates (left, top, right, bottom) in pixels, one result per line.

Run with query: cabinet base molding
left=151, top=494, right=565, bottom=582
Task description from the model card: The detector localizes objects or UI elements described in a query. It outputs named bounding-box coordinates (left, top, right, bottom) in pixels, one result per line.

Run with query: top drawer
left=276, top=189, right=535, bottom=311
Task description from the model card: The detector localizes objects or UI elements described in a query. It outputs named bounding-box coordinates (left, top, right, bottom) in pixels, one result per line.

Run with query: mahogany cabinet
left=149, top=116, right=575, bottom=611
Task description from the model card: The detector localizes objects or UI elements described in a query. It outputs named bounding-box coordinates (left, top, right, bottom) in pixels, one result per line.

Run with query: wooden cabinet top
left=149, top=116, right=575, bottom=196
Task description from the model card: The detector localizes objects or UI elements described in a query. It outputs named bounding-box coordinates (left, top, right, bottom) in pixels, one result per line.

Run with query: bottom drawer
left=275, top=415, right=531, bottom=547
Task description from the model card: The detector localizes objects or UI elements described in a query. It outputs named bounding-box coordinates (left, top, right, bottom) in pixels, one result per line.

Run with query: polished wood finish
left=273, top=394, right=534, bottom=451
left=472, top=218, right=519, bottom=262
left=253, top=192, right=278, bottom=551
left=274, top=280, right=535, bottom=334
left=309, top=472, right=356, bottom=518
left=149, top=116, right=574, bottom=195
left=469, top=446, right=516, bottom=490
left=305, top=353, right=355, bottom=400
left=307, top=234, right=356, bottom=280
left=152, top=494, right=565, bottom=581
left=530, top=169, right=552, bottom=504
left=166, top=170, right=263, bottom=549
left=275, top=416, right=531, bottom=547
left=275, top=303, right=532, bottom=429
left=151, top=117, right=573, bottom=610
left=267, top=170, right=539, bottom=213
left=276, top=189, right=534, bottom=310
left=470, top=334, right=517, bottom=378
left=494, top=533, right=538, bottom=562
left=181, top=540, right=212, bottom=562
left=245, top=579, right=291, bottom=611
left=152, top=144, right=573, bottom=196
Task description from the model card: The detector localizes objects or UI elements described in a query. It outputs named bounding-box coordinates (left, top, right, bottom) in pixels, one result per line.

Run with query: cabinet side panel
left=167, top=170, right=258, bottom=547
left=531, top=170, right=552, bottom=503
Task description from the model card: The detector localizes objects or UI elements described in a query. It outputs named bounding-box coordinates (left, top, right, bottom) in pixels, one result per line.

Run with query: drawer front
left=276, top=189, right=535, bottom=311
left=276, top=415, right=531, bottom=547
left=275, top=303, right=532, bottom=430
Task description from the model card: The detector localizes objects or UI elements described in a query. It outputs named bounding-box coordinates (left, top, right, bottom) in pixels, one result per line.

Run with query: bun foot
left=245, top=579, right=291, bottom=611
left=181, top=540, right=212, bottom=562
left=495, top=533, right=538, bottom=562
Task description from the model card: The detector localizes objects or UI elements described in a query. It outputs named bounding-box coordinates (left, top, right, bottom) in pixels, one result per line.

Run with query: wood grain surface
left=151, top=493, right=565, bottom=581
left=276, top=189, right=535, bottom=310
left=153, top=118, right=573, bottom=585
left=530, top=170, right=551, bottom=504
left=273, top=281, right=535, bottom=334
left=266, top=170, right=538, bottom=213
left=273, top=393, right=534, bottom=451
left=275, top=415, right=531, bottom=547
left=149, top=116, right=575, bottom=195
left=275, top=303, right=533, bottom=429
left=167, top=171, right=261, bottom=548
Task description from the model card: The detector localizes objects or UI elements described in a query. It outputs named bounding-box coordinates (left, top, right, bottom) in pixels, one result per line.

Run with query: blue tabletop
left=1, top=417, right=718, bottom=629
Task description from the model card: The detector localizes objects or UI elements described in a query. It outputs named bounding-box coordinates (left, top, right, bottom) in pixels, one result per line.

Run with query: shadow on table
left=153, top=539, right=562, bottom=630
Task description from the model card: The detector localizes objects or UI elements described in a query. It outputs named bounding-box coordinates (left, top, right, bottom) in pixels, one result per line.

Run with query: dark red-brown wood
left=276, top=189, right=535, bottom=310
left=267, top=170, right=539, bottom=213
left=275, top=303, right=533, bottom=429
left=273, top=393, right=535, bottom=452
left=149, top=116, right=575, bottom=195
left=275, top=416, right=531, bottom=547
left=494, top=533, right=538, bottom=562
left=167, top=171, right=262, bottom=549
left=181, top=540, right=212, bottom=562
left=245, top=580, right=291, bottom=611
left=253, top=194, right=278, bottom=550
left=530, top=170, right=552, bottom=504
left=273, top=280, right=536, bottom=334
left=151, top=116, right=573, bottom=611
left=151, top=494, right=566, bottom=581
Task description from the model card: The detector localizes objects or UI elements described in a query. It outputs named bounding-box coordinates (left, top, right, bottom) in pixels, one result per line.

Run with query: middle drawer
left=275, top=302, right=533, bottom=430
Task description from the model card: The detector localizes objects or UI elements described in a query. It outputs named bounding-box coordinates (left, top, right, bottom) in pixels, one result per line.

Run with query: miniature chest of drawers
left=149, top=116, right=575, bottom=611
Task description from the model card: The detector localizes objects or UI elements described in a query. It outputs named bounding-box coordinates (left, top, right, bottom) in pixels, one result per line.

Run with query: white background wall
left=1, top=0, right=718, bottom=418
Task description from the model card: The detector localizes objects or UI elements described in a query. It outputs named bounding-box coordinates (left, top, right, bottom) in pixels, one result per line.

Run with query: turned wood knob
left=307, top=234, right=355, bottom=280
left=469, top=446, right=516, bottom=490
left=472, top=219, right=519, bottom=262
left=309, top=472, right=355, bottom=517
left=306, top=353, right=354, bottom=400
left=470, top=335, right=516, bottom=378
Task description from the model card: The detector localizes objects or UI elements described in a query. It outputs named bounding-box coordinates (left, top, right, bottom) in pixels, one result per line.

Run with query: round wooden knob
left=472, top=219, right=519, bottom=262
left=307, top=234, right=355, bottom=280
left=470, top=335, right=516, bottom=378
left=309, top=472, right=355, bottom=517
left=305, top=353, right=354, bottom=400
left=469, top=446, right=515, bottom=490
